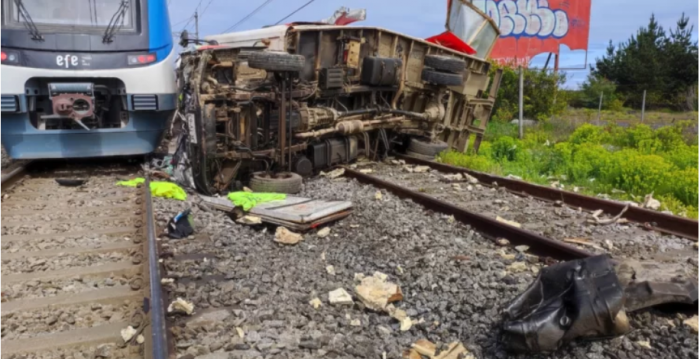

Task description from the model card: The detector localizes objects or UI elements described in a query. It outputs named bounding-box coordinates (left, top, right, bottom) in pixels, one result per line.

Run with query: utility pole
left=518, top=66, right=524, bottom=139
left=641, top=90, right=647, bottom=122
left=194, top=11, right=199, bottom=43
left=597, top=92, right=603, bottom=125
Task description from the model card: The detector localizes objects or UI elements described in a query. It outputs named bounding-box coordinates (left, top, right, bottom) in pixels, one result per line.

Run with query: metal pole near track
left=518, top=66, right=524, bottom=139
left=641, top=89, right=646, bottom=122
left=144, top=175, right=168, bottom=359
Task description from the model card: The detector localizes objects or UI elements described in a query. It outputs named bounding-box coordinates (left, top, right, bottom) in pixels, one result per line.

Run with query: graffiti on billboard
left=472, top=0, right=591, bottom=64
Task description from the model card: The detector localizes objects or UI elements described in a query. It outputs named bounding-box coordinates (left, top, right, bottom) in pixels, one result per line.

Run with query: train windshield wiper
left=102, top=0, right=129, bottom=43
left=13, top=0, right=43, bottom=41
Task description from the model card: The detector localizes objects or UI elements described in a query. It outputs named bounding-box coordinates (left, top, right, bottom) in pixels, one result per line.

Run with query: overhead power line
left=274, top=0, right=316, bottom=25
left=220, top=0, right=275, bottom=33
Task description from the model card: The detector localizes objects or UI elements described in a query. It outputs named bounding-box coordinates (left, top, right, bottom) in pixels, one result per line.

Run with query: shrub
left=491, top=136, right=520, bottom=161
left=569, top=124, right=609, bottom=145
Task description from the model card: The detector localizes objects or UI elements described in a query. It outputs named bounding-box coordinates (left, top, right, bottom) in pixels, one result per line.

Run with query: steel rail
left=1, top=162, right=31, bottom=189
left=144, top=176, right=168, bottom=359
left=343, top=167, right=592, bottom=261
left=397, top=154, right=699, bottom=241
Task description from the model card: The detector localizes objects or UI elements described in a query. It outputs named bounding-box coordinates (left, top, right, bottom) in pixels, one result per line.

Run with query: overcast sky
left=168, top=0, right=699, bottom=88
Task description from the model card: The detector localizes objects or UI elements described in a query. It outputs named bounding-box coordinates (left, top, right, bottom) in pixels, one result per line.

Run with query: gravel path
left=155, top=174, right=698, bottom=359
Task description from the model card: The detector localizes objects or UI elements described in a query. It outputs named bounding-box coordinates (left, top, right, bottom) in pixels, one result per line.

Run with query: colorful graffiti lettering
left=473, top=0, right=569, bottom=39
left=473, top=0, right=591, bottom=63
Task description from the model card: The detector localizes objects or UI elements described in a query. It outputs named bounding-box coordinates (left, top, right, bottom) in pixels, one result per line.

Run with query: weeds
left=439, top=121, right=699, bottom=218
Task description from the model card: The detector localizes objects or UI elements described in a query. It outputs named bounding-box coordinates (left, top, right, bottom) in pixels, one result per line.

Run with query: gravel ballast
left=155, top=175, right=698, bottom=359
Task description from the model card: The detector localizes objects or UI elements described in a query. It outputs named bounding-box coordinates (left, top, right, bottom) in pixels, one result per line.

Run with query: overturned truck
left=177, top=5, right=501, bottom=194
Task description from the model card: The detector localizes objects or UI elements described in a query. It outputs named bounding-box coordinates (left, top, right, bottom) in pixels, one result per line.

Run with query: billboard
left=471, top=0, right=592, bottom=65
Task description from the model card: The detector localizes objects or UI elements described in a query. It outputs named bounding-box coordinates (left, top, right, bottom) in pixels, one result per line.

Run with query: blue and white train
left=1, top=0, right=176, bottom=159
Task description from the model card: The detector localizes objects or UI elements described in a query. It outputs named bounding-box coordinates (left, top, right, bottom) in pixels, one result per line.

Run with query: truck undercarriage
left=177, top=25, right=502, bottom=194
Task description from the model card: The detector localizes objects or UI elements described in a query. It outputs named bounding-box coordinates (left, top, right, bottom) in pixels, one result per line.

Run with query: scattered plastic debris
left=167, top=298, right=195, bottom=315
left=355, top=272, right=403, bottom=311
left=121, top=326, right=137, bottom=342
left=317, top=227, right=331, bottom=238
left=274, top=227, right=303, bottom=245
left=309, top=297, right=322, bottom=309
left=328, top=288, right=353, bottom=305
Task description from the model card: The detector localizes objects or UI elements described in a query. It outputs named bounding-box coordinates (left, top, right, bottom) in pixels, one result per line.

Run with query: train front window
left=5, top=0, right=134, bottom=29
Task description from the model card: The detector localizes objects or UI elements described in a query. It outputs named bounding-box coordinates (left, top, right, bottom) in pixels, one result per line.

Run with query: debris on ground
left=167, top=298, right=194, bottom=315
left=236, top=215, right=262, bottom=225
left=321, top=168, right=345, bottom=179
left=506, top=261, right=528, bottom=273
left=590, top=204, right=630, bottom=225
left=136, top=335, right=145, bottom=344
left=309, top=297, right=322, bottom=309
left=326, top=265, right=336, bottom=275
left=317, top=227, right=331, bottom=238
left=359, top=168, right=373, bottom=174
left=375, top=191, right=383, bottom=200
left=120, top=325, right=137, bottom=342
left=506, top=174, right=523, bottom=181
left=167, top=208, right=194, bottom=239
left=643, top=192, right=661, bottom=210
left=355, top=272, right=403, bottom=311
left=637, top=340, right=652, bottom=349
left=564, top=237, right=606, bottom=251
left=328, top=288, right=353, bottom=305
left=414, top=165, right=430, bottom=173
left=274, top=227, right=303, bottom=245
left=116, top=178, right=187, bottom=201
left=55, top=178, right=87, bottom=187
left=228, top=191, right=286, bottom=211
left=405, top=339, right=474, bottom=359
left=514, top=245, right=529, bottom=253
left=161, top=278, right=175, bottom=285
left=496, top=238, right=510, bottom=246
left=496, top=216, right=521, bottom=228
left=242, top=186, right=253, bottom=192
left=684, top=315, right=698, bottom=333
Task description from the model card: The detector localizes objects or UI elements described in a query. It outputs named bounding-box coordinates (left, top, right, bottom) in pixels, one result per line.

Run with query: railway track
left=343, top=158, right=697, bottom=266
left=1, top=163, right=168, bottom=359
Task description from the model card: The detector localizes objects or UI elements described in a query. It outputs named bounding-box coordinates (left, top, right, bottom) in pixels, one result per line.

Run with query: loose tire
left=421, top=68, right=464, bottom=86
left=424, top=55, right=465, bottom=74
left=408, top=138, right=449, bottom=156
left=249, top=172, right=303, bottom=194
left=248, top=51, right=305, bottom=72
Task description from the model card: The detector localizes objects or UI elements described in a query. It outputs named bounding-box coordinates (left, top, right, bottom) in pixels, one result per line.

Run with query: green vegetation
left=439, top=121, right=699, bottom=218
left=589, top=13, right=698, bottom=110
left=488, top=63, right=567, bottom=122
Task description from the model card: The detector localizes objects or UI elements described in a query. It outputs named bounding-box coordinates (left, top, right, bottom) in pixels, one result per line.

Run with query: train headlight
left=127, top=53, right=156, bottom=65
left=1, top=50, right=19, bottom=63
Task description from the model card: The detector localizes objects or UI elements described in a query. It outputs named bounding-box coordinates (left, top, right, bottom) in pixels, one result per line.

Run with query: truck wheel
left=408, top=138, right=449, bottom=156
left=249, top=172, right=303, bottom=194
left=422, top=68, right=464, bottom=86
left=424, top=55, right=466, bottom=74
left=248, top=51, right=305, bottom=72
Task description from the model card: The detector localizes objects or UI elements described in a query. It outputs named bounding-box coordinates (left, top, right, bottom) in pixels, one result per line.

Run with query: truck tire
left=422, top=68, right=464, bottom=86
left=424, top=55, right=465, bottom=74
left=249, top=172, right=303, bottom=194
left=248, top=51, right=305, bottom=72
left=408, top=138, right=449, bottom=156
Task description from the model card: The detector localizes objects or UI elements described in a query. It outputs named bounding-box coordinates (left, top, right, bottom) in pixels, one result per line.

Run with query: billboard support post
left=519, top=66, right=524, bottom=139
